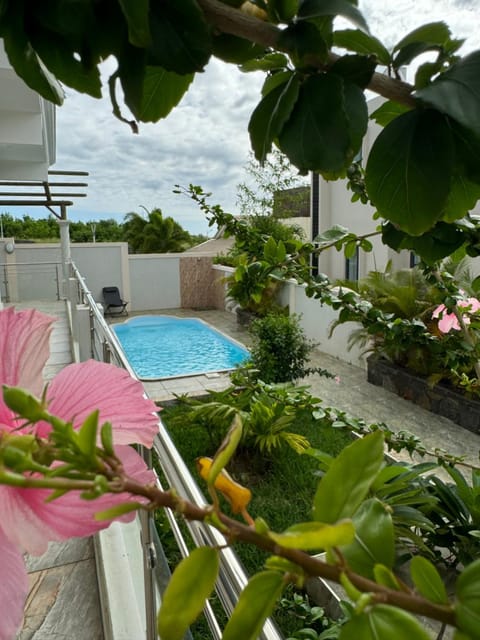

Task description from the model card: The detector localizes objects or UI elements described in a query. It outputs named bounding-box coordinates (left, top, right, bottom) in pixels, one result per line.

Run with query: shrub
left=248, top=313, right=330, bottom=383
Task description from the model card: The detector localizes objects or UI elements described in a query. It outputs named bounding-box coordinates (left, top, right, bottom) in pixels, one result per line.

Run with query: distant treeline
left=0, top=211, right=208, bottom=253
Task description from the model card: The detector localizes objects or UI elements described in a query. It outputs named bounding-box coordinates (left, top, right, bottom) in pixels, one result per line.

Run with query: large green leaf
left=157, top=546, right=219, bottom=640
left=381, top=221, right=465, bottom=265
left=133, top=66, right=194, bottom=122
left=269, top=0, right=298, bottom=23
left=313, top=431, right=385, bottom=523
left=370, top=100, right=412, bottom=127
left=297, top=0, right=369, bottom=33
left=28, top=28, right=101, bottom=98
left=118, top=0, right=151, bottom=47
left=442, top=174, right=480, bottom=222
left=338, top=605, right=431, bottom=640
left=410, top=556, right=448, bottom=605
left=340, top=498, right=394, bottom=578
left=278, top=74, right=352, bottom=174
left=451, top=121, right=480, bottom=185
left=365, top=108, right=454, bottom=235
left=333, top=29, right=391, bottom=65
left=456, top=559, right=480, bottom=639
left=278, top=22, right=329, bottom=64
left=329, top=54, right=377, bottom=89
left=394, top=21, right=452, bottom=53
left=1, top=9, right=64, bottom=105
left=342, top=80, right=368, bottom=152
left=222, top=571, right=285, bottom=640
left=417, top=51, right=480, bottom=138
left=118, top=43, right=147, bottom=119
left=392, top=22, right=454, bottom=69
left=213, top=34, right=265, bottom=64
left=148, top=0, right=211, bottom=74
left=249, top=73, right=300, bottom=163
left=269, top=520, right=355, bottom=550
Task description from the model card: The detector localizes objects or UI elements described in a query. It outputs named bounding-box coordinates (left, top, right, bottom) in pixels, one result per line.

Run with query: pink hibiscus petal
left=432, top=304, right=445, bottom=319
left=0, top=307, right=54, bottom=394
left=2, top=446, right=155, bottom=553
left=39, top=360, right=158, bottom=446
left=438, top=313, right=460, bottom=333
left=0, top=526, right=29, bottom=639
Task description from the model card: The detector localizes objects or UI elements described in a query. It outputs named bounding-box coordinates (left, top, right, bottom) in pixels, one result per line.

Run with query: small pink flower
left=0, top=307, right=159, bottom=637
left=334, top=376, right=341, bottom=384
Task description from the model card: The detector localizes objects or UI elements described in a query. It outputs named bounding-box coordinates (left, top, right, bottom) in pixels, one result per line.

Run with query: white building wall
left=313, top=96, right=424, bottom=281
left=278, top=280, right=366, bottom=368
left=0, top=39, right=56, bottom=180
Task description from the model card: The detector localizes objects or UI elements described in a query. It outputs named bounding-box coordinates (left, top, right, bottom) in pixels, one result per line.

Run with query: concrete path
left=304, top=349, right=480, bottom=470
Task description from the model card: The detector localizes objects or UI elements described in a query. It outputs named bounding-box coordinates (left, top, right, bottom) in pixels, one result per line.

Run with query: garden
left=4, top=2, right=480, bottom=640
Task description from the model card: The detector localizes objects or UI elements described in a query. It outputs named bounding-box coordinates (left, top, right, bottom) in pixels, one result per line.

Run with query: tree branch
left=197, top=0, right=416, bottom=108
left=124, top=476, right=456, bottom=627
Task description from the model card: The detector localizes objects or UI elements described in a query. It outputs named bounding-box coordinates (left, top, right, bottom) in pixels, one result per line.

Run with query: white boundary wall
left=279, top=279, right=367, bottom=369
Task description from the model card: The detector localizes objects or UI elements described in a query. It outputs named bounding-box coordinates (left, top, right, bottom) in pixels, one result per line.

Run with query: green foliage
left=6, top=5, right=480, bottom=636
left=168, top=377, right=320, bottom=457
left=248, top=313, right=326, bottom=383
left=222, top=571, right=286, bottom=640
left=3, top=1, right=480, bottom=250
left=122, top=207, right=195, bottom=253
left=313, top=432, right=385, bottom=523
left=281, top=592, right=347, bottom=640
left=331, top=264, right=480, bottom=386
left=157, top=546, right=219, bottom=640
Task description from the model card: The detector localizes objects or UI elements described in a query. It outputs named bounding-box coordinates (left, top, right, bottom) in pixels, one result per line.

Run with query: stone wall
left=179, top=255, right=225, bottom=309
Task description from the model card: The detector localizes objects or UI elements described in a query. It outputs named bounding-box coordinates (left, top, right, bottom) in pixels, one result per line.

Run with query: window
left=410, top=252, right=421, bottom=267
left=345, top=247, right=359, bottom=281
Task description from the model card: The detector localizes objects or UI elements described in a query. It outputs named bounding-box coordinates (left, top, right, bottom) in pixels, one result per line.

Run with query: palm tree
left=122, top=211, right=148, bottom=253
left=142, top=209, right=191, bottom=253
left=122, top=208, right=191, bottom=253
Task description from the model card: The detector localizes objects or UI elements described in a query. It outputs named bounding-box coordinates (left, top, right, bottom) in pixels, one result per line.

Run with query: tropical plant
left=165, top=377, right=321, bottom=457
left=225, top=252, right=283, bottom=316
left=425, top=466, right=480, bottom=567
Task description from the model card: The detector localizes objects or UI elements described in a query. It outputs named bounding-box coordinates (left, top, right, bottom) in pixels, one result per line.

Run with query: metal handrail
left=69, top=261, right=283, bottom=640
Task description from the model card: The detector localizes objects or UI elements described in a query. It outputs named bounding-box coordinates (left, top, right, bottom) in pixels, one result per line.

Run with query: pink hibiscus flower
left=0, top=307, right=159, bottom=638
left=432, top=297, right=480, bottom=334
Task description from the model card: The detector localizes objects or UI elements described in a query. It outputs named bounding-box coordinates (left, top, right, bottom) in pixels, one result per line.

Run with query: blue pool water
left=113, top=315, right=249, bottom=379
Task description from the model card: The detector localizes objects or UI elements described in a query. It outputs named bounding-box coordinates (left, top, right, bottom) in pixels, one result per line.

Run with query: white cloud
left=50, top=2, right=480, bottom=235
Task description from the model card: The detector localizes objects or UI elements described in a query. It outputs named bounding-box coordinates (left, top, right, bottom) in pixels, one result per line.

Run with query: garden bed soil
left=367, top=355, right=480, bottom=434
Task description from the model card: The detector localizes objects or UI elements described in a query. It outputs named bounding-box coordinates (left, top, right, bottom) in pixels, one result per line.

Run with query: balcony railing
left=1, top=260, right=62, bottom=302
left=68, top=261, right=283, bottom=640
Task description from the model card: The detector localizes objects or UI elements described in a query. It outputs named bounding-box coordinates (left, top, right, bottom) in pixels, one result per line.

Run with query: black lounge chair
left=102, top=286, right=128, bottom=316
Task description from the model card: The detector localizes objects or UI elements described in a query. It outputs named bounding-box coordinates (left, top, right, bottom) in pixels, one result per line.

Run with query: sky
left=13, top=0, right=480, bottom=236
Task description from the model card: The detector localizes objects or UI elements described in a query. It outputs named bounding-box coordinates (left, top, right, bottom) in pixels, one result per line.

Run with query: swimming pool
left=113, top=315, right=249, bottom=380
